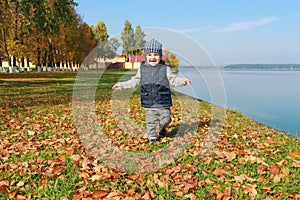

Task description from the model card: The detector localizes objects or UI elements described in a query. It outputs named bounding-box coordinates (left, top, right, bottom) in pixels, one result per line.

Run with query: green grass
left=0, top=70, right=299, bottom=199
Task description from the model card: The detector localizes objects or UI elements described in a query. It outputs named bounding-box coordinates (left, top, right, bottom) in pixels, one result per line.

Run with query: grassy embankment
left=0, top=70, right=299, bottom=199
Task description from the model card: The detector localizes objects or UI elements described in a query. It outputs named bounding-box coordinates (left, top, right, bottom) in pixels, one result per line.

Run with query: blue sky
left=75, top=0, right=300, bottom=65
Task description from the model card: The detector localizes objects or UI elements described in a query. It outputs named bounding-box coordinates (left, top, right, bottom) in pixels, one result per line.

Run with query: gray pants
left=145, top=107, right=172, bottom=140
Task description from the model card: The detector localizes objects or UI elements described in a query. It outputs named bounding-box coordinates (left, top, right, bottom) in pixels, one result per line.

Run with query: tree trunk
left=12, top=56, right=17, bottom=67
left=27, top=58, right=30, bottom=71
left=1, top=27, right=11, bottom=66
left=37, top=50, right=41, bottom=70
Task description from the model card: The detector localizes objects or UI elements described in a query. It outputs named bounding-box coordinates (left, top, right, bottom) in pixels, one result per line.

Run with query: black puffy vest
left=140, top=63, right=172, bottom=108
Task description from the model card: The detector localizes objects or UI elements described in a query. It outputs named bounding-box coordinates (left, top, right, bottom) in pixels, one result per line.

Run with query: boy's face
left=146, top=52, right=160, bottom=66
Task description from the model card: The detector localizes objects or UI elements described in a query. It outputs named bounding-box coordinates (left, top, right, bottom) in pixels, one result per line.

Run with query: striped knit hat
left=144, top=39, right=163, bottom=58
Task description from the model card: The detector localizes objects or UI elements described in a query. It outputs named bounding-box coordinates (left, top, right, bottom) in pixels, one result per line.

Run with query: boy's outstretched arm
left=167, top=66, right=191, bottom=87
left=112, top=68, right=141, bottom=90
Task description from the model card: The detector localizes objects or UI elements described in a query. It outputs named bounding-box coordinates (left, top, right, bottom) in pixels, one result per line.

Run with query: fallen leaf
left=243, top=184, right=257, bottom=199
left=288, top=151, right=299, bottom=159
left=261, top=186, right=274, bottom=194
left=90, top=175, right=102, bottom=182
left=174, top=191, right=184, bottom=198
left=142, top=191, right=151, bottom=200
left=8, top=189, right=17, bottom=199
left=234, top=174, right=248, bottom=183
left=16, top=181, right=25, bottom=187
left=257, top=177, right=267, bottom=184
left=52, top=167, right=63, bottom=175
left=64, top=148, right=75, bottom=156
left=281, top=167, right=290, bottom=177
left=292, top=160, right=300, bottom=168
left=276, top=159, right=288, bottom=166
left=224, top=151, right=236, bottom=162
left=28, top=130, right=35, bottom=136
left=248, top=156, right=259, bottom=164
left=149, top=189, right=155, bottom=199
left=238, top=157, right=246, bottom=164
left=0, top=185, right=8, bottom=194
left=216, top=190, right=224, bottom=200
left=92, top=190, right=108, bottom=199
left=78, top=172, right=90, bottom=179
left=212, top=168, right=229, bottom=177
left=205, top=178, right=215, bottom=185
left=273, top=175, right=281, bottom=183
left=270, top=164, right=280, bottom=177
left=184, top=193, right=198, bottom=200
left=105, top=190, right=124, bottom=199
left=16, top=195, right=27, bottom=200
left=257, top=164, right=269, bottom=175
left=127, top=188, right=135, bottom=196
left=223, top=187, right=231, bottom=200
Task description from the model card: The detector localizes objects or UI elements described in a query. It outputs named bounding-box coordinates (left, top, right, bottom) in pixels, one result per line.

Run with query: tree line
left=0, top=0, right=179, bottom=70
left=92, top=19, right=180, bottom=71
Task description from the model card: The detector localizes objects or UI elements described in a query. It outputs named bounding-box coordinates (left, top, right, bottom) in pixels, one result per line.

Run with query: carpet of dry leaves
left=0, top=71, right=299, bottom=200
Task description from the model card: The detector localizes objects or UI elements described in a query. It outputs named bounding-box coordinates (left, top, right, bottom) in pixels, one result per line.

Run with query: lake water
left=176, top=65, right=300, bottom=138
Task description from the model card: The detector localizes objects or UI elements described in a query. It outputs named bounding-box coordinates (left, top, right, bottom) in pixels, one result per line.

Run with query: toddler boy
left=112, top=39, right=191, bottom=143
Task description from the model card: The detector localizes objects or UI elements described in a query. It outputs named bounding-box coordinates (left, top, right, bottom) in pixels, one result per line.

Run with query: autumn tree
left=121, top=20, right=135, bottom=56
left=0, top=0, right=92, bottom=70
left=104, top=37, right=120, bottom=59
left=94, top=21, right=109, bottom=60
left=134, top=25, right=146, bottom=56
left=32, top=0, right=79, bottom=69
left=93, top=21, right=120, bottom=61
left=54, top=12, right=80, bottom=70
left=120, top=20, right=146, bottom=61
left=0, top=0, right=99, bottom=71
left=77, top=23, right=97, bottom=66
left=0, top=1, right=10, bottom=66
left=93, top=21, right=109, bottom=43
left=163, top=48, right=180, bottom=73
left=0, top=0, right=24, bottom=67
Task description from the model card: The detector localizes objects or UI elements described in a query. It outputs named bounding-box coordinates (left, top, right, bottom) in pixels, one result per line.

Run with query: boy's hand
left=183, top=79, right=191, bottom=85
left=112, top=84, right=121, bottom=90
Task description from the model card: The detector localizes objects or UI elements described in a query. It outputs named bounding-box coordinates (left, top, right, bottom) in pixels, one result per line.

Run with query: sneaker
left=149, top=139, right=156, bottom=144
left=158, top=128, right=168, bottom=138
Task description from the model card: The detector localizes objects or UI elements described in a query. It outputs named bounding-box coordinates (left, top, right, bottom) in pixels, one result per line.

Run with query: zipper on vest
left=151, top=67, right=154, bottom=106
